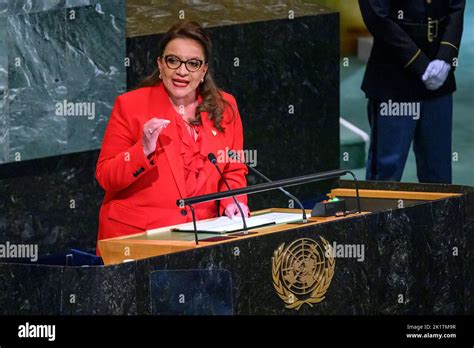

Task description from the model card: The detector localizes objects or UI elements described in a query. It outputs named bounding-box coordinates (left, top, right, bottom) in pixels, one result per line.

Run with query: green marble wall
left=0, top=0, right=333, bottom=165
left=0, top=0, right=126, bottom=164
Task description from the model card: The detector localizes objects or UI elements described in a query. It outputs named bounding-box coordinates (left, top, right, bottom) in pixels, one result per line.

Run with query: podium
left=0, top=180, right=472, bottom=315
left=93, top=180, right=472, bottom=315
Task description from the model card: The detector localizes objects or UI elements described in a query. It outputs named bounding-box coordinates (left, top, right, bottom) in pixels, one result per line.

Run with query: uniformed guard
left=359, top=0, right=465, bottom=183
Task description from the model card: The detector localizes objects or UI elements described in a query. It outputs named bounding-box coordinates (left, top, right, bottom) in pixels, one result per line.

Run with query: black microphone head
left=207, top=153, right=217, bottom=164
left=227, top=150, right=236, bottom=159
left=228, top=150, right=243, bottom=162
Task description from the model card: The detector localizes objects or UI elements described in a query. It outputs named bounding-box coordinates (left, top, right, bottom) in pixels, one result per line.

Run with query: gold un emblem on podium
left=272, top=237, right=335, bottom=310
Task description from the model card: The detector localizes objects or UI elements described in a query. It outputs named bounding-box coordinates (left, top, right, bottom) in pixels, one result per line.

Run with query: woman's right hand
left=142, top=118, right=171, bottom=156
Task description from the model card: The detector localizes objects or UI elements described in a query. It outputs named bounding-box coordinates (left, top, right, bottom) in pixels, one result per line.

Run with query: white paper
left=171, top=212, right=305, bottom=234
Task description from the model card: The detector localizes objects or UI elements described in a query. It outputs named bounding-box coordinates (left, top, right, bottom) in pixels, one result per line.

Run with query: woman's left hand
left=224, top=202, right=250, bottom=219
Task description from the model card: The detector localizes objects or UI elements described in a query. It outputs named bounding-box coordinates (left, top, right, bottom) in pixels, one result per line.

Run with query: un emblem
left=272, top=237, right=335, bottom=310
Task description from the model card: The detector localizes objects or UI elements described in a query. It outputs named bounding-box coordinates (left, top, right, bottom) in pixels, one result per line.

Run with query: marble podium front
left=0, top=180, right=472, bottom=315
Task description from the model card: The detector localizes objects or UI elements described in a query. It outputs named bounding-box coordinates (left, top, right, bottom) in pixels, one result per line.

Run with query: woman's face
left=158, top=38, right=208, bottom=103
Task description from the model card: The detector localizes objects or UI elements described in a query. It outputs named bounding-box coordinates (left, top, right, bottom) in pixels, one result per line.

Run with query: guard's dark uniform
left=359, top=0, right=465, bottom=183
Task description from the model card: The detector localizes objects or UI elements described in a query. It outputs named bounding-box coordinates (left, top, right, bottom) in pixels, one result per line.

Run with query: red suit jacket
left=95, top=83, right=248, bottom=242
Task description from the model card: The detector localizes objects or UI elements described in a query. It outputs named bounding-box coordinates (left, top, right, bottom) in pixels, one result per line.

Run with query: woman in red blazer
left=95, top=21, right=249, bottom=244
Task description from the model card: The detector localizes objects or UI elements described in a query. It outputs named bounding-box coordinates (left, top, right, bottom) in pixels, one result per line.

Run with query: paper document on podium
left=171, top=212, right=305, bottom=234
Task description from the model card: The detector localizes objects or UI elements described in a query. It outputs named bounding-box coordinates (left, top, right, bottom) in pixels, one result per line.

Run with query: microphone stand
left=208, top=153, right=248, bottom=232
left=179, top=169, right=362, bottom=245
left=228, top=150, right=307, bottom=223
left=187, top=204, right=199, bottom=245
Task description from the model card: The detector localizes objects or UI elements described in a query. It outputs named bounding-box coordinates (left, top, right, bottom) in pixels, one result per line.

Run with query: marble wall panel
left=8, top=85, right=67, bottom=161
left=7, top=0, right=91, bottom=15
left=149, top=269, right=233, bottom=315
left=64, top=1, right=126, bottom=153
left=0, top=262, right=63, bottom=315
left=61, top=262, right=137, bottom=315
left=0, top=16, right=8, bottom=164
left=0, top=0, right=7, bottom=17
left=4, top=0, right=126, bottom=163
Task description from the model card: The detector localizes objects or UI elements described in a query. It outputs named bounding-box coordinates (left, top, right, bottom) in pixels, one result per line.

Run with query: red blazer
left=95, top=84, right=248, bottom=242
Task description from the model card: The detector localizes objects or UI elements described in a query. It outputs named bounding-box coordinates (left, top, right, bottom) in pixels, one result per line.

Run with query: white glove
left=422, top=60, right=451, bottom=91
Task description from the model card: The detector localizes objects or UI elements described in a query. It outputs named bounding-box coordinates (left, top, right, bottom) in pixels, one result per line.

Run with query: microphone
left=228, top=150, right=307, bottom=223
left=207, top=153, right=248, bottom=231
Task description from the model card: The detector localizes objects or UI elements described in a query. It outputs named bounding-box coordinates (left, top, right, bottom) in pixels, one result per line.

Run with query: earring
left=159, top=73, right=162, bottom=79
left=201, top=77, right=204, bottom=83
